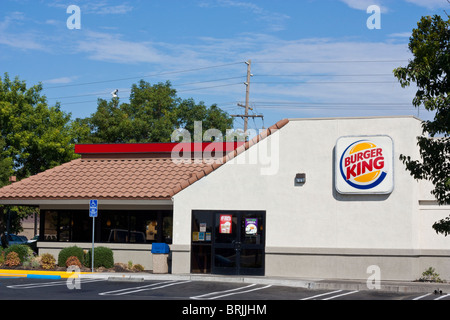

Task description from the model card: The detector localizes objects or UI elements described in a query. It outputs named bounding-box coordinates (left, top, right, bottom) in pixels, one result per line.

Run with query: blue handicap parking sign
left=89, top=200, right=98, bottom=217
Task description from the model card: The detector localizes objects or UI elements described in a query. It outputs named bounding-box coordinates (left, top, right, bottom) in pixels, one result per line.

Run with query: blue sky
left=1, top=0, right=449, bottom=132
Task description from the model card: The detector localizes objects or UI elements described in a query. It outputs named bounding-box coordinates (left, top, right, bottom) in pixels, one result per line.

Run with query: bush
left=419, top=267, right=443, bottom=283
left=4, top=244, right=31, bottom=263
left=5, top=252, right=21, bottom=267
left=132, top=264, right=145, bottom=272
left=40, top=253, right=56, bottom=270
left=58, top=246, right=85, bottom=267
left=66, top=256, right=82, bottom=268
left=86, top=247, right=114, bottom=269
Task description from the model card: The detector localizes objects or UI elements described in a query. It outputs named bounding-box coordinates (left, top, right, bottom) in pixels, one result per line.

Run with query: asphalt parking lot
left=1, top=277, right=448, bottom=301
left=1, top=276, right=446, bottom=318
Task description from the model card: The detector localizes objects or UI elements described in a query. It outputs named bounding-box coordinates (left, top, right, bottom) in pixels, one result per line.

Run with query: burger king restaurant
left=0, top=115, right=449, bottom=281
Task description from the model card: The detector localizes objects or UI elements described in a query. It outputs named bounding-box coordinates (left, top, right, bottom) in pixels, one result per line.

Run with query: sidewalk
left=2, top=269, right=449, bottom=294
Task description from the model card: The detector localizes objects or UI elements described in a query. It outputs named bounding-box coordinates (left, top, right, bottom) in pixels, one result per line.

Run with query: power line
left=178, top=82, right=242, bottom=93
left=44, top=62, right=243, bottom=89
left=254, top=73, right=394, bottom=77
left=43, top=60, right=404, bottom=92
left=250, top=101, right=413, bottom=106
left=252, top=81, right=397, bottom=84
left=255, top=59, right=408, bottom=64
left=47, top=77, right=245, bottom=100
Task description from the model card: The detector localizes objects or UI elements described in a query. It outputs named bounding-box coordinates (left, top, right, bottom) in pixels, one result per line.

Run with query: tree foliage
left=84, top=80, right=234, bottom=143
left=0, top=73, right=82, bottom=234
left=0, top=73, right=78, bottom=181
left=394, top=15, right=450, bottom=234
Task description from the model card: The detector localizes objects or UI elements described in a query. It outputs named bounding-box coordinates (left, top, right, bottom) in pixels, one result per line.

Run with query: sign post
left=89, top=200, right=98, bottom=272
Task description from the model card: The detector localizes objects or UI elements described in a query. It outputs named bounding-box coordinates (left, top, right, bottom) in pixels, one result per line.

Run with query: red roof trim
left=75, top=142, right=244, bottom=154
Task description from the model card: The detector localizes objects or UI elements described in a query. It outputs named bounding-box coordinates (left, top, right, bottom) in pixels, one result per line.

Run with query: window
left=43, top=211, right=58, bottom=241
left=40, top=210, right=172, bottom=244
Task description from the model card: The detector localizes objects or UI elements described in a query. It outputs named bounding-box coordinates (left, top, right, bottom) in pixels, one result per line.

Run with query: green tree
left=0, top=73, right=82, bottom=234
left=84, top=80, right=234, bottom=143
left=0, top=73, right=79, bottom=179
left=0, top=137, right=13, bottom=188
left=394, top=15, right=450, bottom=234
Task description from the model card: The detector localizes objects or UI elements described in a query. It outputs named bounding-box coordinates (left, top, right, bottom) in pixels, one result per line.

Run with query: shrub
left=58, top=246, right=85, bottom=267
left=66, top=256, right=82, bottom=268
left=40, top=253, right=56, bottom=270
left=23, top=259, right=40, bottom=269
left=86, top=247, right=114, bottom=269
left=5, top=252, right=21, bottom=267
left=4, top=244, right=31, bottom=263
left=132, top=264, right=145, bottom=272
left=419, top=267, right=443, bottom=283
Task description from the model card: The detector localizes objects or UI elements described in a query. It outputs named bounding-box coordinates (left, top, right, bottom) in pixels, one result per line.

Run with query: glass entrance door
left=212, top=211, right=265, bottom=276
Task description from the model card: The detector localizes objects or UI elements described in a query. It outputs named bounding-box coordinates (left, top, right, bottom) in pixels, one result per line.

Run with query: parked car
left=5, top=233, right=28, bottom=245
left=27, top=235, right=39, bottom=244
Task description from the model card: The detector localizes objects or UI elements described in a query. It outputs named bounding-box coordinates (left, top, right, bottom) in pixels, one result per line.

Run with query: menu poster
left=219, top=214, right=232, bottom=234
left=245, top=218, right=258, bottom=235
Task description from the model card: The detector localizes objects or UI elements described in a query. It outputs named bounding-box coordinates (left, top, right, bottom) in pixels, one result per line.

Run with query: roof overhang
left=0, top=199, right=173, bottom=210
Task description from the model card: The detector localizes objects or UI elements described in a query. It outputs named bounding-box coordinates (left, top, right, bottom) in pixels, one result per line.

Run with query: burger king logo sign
left=335, top=135, right=394, bottom=194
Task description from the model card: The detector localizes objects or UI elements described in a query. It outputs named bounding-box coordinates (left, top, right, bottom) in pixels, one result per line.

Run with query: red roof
left=0, top=119, right=289, bottom=202
left=75, top=142, right=244, bottom=155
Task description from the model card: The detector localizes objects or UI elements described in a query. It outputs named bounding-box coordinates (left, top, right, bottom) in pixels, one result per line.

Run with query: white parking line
left=300, top=290, right=343, bottom=300
left=99, top=280, right=191, bottom=296
left=322, top=290, right=358, bottom=300
left=413, top=293, right=432, bottom=300
left=434, top=293, right=450, bottom=300
left=191, top=283, right=272, bottom=300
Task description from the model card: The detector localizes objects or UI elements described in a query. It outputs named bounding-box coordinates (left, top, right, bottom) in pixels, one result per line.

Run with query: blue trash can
left=151, top=243, right=170, bottom=254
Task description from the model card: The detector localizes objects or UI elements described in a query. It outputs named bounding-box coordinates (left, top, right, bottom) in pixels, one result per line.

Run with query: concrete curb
left=0, top=269, right=93, bottom=279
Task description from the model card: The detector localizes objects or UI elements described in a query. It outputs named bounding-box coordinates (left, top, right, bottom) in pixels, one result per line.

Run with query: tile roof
left=0, top=119, right=289, bottom=201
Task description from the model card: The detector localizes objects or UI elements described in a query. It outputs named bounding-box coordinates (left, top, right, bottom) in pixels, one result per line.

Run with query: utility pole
left=243, top=59, right=251, bottom=133
left=231, top=60, right=263, bottom=135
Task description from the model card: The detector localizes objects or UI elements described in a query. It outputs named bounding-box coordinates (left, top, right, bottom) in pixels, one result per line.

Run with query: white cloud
left=388, top=32, right=412, bottom=38
left=0, top=12, right=46, bottom=51
left=339, top=0, right=388, bottom=12
left=199, top=0, right=290, bottom=31
left=46, top=0, right=133, bottom=15
left=404, top=0, right=450, bottom=9
left=43, top=76, right=77, bottom=85
left=76, top=31, right=163, bottom=64
left=84, top=2, right=134, bottom=15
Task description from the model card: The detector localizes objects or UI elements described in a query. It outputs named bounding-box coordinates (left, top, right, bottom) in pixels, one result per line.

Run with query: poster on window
left=245, top=218, right=258, bottom=235
left=219, top=215, right=232, bottom=234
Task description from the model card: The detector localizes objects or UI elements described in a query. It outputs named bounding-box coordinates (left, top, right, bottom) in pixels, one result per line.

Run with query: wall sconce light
left=295, top=173, right=306, bottom=185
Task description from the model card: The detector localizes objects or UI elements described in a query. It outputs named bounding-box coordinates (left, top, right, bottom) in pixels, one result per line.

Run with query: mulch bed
left=0, top=263, right=149, bottom=273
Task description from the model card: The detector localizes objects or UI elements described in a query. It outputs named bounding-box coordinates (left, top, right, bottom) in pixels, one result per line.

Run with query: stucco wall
left=172, top=116, right=450, bottom=280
